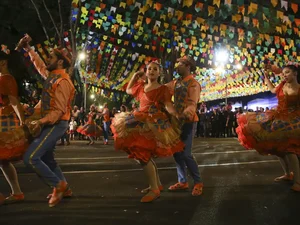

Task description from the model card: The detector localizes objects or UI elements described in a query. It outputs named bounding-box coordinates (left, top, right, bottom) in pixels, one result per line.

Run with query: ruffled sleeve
left=131, top=80, right=144, bottom=100
left=162, top=85, right=172, bottom=103
left=165, top=80, right=176, bottom=96
left=0, top=75, right=18, bottom=97
left=275, top=81, right=285, bottom=97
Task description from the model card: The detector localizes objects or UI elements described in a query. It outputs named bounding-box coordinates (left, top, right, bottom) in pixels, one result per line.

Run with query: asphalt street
left=0, top=138, right=299, bottom=225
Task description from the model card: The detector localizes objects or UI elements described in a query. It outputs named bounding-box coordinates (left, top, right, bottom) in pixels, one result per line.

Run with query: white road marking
left=60, top=159, right=279, bottom=174
left=55, top=150, right=256, bottom=161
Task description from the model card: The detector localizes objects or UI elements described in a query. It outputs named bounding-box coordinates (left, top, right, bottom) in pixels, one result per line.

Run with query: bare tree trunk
left=30, top=0, right=51, bottom=45
left=42, top=0, right=60, bottom=41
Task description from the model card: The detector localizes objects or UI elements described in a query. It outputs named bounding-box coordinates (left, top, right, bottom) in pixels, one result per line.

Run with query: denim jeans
left=103, top=121, right=111, bottom=141
left=173, top=122, right=202, bottom=184
left=23, top=121, right=68, bottom=188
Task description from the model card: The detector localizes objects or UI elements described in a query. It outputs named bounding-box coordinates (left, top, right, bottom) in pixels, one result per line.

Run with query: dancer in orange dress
left=77, top=105, right=102, bottom=145
left=111, top=61, right=184, bottom=202
left=0, top=49, right=29, bottom=204
left=236, top=64, right=300, bottom=191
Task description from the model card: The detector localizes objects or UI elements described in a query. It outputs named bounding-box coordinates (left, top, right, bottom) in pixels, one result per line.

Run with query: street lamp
left=78, top=52, right=86, bottom=61
left=215, top=49, right=229, bottom=104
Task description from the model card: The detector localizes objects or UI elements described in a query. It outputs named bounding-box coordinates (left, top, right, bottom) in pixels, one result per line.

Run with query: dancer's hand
left=25, top=119, right=42, bottom=137
left=132, top=71, right=145, bottom=81
left=15, top=34, right=32, bottom=51
left=264, top=64, right=272, bottom=76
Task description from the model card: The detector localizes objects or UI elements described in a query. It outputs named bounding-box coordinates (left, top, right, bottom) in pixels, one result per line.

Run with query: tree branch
left=30, top=0, right=51, bottom=45
left=42, top=0, right=60, bottom=42
left=69, top=0, right=82, bottom=72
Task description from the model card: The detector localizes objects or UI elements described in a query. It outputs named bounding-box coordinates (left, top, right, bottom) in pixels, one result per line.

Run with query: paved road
left=0, top=138, right=299, bottom=225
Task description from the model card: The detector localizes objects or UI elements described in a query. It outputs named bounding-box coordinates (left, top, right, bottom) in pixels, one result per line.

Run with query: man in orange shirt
left=102, top=103, right=110, bottom=145
left=167, top=56, right=203, bottom=196
left=17, top=34, right=75, bottom=207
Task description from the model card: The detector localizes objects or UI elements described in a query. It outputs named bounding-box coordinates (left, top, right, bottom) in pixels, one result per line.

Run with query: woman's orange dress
left=111, top=81, right=184, bottom=163
left=236, top=81, right=300, bottom=156
left=0, top=74, right=29, bottom=161
left=77, top=112, right=102, bottom=137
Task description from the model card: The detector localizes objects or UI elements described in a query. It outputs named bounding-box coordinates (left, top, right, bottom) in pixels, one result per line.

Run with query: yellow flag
left=208, top=6, right=216, bottom=16
left=146, top=0, right=153, bottom=7
left=271, top=0, right=278, bottom=7
left=196, top=17, right=205, bottom=25
left=281, top=25, right=287, bottom=33
left=213, top=0, right=221, bottom=8
left=119, top=2, right=126, bottom=8
left=276, top=11, right=284, bottom=20
left=232, top=14, right=242, bottom=23
left=183, top=0, right=193, bottom=7
left=276, top=26, right=282, bottom=34
left=248, top=3, right=257, bottom=15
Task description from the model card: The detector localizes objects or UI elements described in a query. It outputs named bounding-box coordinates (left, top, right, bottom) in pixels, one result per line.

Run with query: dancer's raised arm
left=126, top=71, right=145, bottom=95
left=16, top=34, right=49, bottom=79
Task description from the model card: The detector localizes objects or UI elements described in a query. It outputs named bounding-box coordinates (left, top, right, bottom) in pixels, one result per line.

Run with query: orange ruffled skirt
left=111, top=111, right=184, bottom=162
left=236, top=109, right=300, bottom=156
left=0, top=108, right=38, bottom=161
left=0, top=126, right=30, bottom=161
left=77, top=123, right=103, bottom=137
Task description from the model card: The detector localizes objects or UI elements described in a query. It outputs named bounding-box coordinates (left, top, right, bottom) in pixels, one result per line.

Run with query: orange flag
left=291, top=3, right=298, bottom=14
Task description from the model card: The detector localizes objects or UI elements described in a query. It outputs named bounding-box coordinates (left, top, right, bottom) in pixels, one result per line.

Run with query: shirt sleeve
left=39, top=80, right=72, bottom=125
left=183, top=80, right=201, bottom=120
left=28, top=49, right=49, bottom=79
left=131, top=80, right=144, bottom=100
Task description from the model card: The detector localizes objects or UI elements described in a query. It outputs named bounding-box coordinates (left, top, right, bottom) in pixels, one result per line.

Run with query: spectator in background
left=77, top=107, right=86, bottom=140
left=102, top=103, right=110, bottom=145
left=110, top=107, right=117, bottom=119
left=69, top=117, right=77, bottom=140
left=77, top=105, right=102, bottom=145
left=120, top=105, right=127, bottom=112
left=196, top=103, right=207, bottom=138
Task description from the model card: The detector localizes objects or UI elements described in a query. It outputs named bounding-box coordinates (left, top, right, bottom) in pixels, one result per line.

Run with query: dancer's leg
left=140, top=159, right=160, bottom=202
left=141, top=159, right=163, bottom=193
left=286, top=154, right=300, bottom=191
left=0, top=162, right=22, bottom=195
left=274, top=155, right=293, bottom=181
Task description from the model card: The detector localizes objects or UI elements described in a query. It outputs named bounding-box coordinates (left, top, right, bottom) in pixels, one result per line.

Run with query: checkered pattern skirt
left=0, top=113, right=20, bottom=132
left=0, top=111, right=31, bottom=161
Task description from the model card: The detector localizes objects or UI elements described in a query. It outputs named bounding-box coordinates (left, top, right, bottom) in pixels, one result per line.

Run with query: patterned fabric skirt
left=0, top=109, right=38, bottom=161
left=236, top=109, right=300, bottom=156
left=77, top=123, right=103, bottom=137
left=0, top=113, right=20, bottom=132
left=111, top=111, right=184, bottom=163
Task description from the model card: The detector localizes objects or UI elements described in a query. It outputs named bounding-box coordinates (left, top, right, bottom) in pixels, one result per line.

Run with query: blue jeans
left=103, top=121, right=111, bottom=141
left=173, top=122, right=202, bottom=184
left=23, top=121, right=68, bottom=188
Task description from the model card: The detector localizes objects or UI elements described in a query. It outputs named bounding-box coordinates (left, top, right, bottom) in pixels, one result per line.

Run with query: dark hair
left=0, top=51, right=10, bottom=60
left=0, top=50, right=26, bottom=76
left=54, top=51, right=71, bottom=69
left=284, top=65, right=300, bottom=83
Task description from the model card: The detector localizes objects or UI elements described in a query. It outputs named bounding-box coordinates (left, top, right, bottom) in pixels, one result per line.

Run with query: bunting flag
left=23, top=0, right=300, bottom=102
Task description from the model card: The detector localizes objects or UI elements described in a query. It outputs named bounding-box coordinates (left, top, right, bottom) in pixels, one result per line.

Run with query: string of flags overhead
left=25, top=0, right=300, bottom=101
